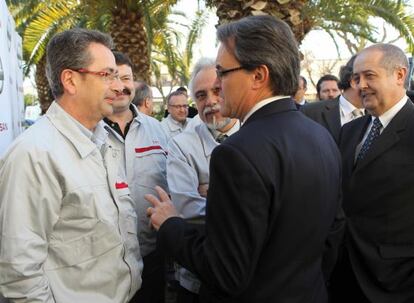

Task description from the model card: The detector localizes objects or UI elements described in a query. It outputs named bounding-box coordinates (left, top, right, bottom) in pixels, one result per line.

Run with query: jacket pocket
left=45, top=220, right=122, bottom=269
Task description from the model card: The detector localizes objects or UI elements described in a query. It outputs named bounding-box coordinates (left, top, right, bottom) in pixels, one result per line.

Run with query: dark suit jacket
left=301, top=97, right=341, bottom=143
left=158, top=98, right=343, bottom=303
left=339, top=100, right=414, bottom=302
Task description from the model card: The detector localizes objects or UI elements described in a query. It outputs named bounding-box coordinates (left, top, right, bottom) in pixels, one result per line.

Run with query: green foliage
left=308, top=0, right=414, bottom=53
left=24, top=93, right=37, bottom=106
left=151, top=8, right=209, bottom=105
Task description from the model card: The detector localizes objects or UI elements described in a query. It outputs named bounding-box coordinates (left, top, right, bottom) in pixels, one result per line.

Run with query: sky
left=172, top=0, right=413, bottom=62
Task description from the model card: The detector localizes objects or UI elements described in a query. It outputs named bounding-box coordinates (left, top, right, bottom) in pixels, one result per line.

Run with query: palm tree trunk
left=110, top=7, right=150, bottom=83
left=205, top=0, right=313, bottom=43
left=35, top=55, right=53, bottom=115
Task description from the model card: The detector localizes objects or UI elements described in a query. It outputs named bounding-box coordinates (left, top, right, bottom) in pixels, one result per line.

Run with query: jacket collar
left=195, top=123, right=218, bottom=157
left=243, top=97, right=297, bottom=126
left=46, top=102, right=108, bottom=159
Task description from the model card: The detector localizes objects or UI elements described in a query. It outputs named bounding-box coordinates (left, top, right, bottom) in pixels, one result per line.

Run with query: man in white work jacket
left=167, top=58, right=239, bottom=303
left=104, top=51, right=168, bottom=303
left=0, top=29, right=142, bottom=303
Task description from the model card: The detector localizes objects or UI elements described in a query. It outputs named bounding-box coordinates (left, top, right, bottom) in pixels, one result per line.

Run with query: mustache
left=203, top=104, right=220, bottom=115
left=121, top=87, right=132, bottom=95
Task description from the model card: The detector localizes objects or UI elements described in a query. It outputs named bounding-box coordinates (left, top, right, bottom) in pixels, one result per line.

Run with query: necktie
left=216, top=133, right=228, bottom=143
left=352, top=108, right=364, bottom=119
left=357, top=117, right=382, bottom=161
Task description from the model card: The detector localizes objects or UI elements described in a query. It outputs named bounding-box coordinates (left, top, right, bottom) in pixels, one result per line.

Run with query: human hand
left=198, top=184, right=209, bottom=198
left=145, top=186, right=179, bottom=230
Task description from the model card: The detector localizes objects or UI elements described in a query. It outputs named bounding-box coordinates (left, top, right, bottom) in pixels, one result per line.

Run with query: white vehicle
left=0, top=0, right=24, bottom=157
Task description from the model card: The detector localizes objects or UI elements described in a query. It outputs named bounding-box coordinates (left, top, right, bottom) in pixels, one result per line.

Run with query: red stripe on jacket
left=115, top=182, right=128, bottom=189
left=135, top=145, right=163, bottom=153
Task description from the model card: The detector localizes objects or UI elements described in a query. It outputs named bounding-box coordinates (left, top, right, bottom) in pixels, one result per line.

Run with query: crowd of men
left=0, top=13, right=413, bottom=303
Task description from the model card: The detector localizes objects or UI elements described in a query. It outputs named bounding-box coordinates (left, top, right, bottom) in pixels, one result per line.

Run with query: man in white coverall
left=0, top=28, right=142, bottom=303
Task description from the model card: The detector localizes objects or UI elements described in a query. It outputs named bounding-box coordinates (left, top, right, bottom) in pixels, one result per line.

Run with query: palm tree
left=151, top=9, right=209, bottom=103
left=7, top=0, right=82, bottom=113
left=7, top=0, right=178, bottom=111
left=205, top=0, right=414, bottom=52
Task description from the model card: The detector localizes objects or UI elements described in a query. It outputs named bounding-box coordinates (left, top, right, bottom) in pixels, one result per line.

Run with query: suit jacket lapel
left=341, top=116, right=370, bottom=177
left=354, top=101, right=414, bottom=172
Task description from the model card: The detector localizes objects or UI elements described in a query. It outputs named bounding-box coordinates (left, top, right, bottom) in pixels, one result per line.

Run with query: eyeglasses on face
left=216, top=66, right=247, bottom=79
left=72, top=68, right=120, bottom=82
left=168, top=104, right=189, bottom=110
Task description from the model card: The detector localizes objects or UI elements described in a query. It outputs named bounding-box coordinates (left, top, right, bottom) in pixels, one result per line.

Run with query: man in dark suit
left=302, top=56, right=364, bottom=143
left=332, top=43, right=414, bottom=303
left=145, top=15, right=343, bottom=303
left=316, top=74, right=341, bottom=100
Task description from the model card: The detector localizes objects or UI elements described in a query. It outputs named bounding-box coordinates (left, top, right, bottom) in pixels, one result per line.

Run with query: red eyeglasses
left=72, top=68, right=120, bottom=82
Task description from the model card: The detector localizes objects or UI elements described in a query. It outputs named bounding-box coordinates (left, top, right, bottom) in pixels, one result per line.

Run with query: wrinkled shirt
left=105, top=105, right=168, bottom=257
left=0, top=102, right=142, bottom=303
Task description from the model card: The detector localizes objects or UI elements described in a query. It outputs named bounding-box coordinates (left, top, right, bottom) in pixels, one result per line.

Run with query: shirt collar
left=339, top=94, right=360, bottom=116
left=242, top=95, right=290, bottom=125
left=208, top=119, right=240, bottom=140
left=167, top=114, right=187, bottom=130
left=297, top=99, right=306, bottom=105
left=375, top=95, right=408, bottom=129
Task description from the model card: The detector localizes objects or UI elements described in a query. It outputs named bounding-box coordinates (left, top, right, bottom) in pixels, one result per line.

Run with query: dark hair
left=112, top=51, right=133, bottom=68
left=167, top=90, right=187, bottom=104
left=299, top=75, right=307, bottom=89
left=133, top=81, right=152, bottom=106
left=216, top=15, right=300, bottom=96
left=316, top=74, right=339, bottom=95
left=338, top=55, right=357, bottom=90
left=176, top=86, right=188, bottom=95
left=46, top=28, right=113, bottom=99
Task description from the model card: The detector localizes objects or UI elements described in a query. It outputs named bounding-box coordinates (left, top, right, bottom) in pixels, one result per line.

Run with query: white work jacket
left=167, top=123, right=218, bottom=220
left=160, top=115, right=189, bottom=140
left=0, top=102, right=142, bottom=303
left=167, top=121, right=239, bottom=293
left=105, top=106, right=168, bottom=257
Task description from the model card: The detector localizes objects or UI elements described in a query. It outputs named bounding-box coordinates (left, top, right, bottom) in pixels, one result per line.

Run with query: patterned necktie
left=352, top=108, right=364, bottom=119
left=216, top=133, right=228, bottom=143
left=357, top=117, right=382, bottom=161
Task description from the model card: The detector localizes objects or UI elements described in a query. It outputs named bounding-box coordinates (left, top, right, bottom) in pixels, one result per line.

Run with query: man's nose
left=111, top=78, right=123, bottom=93
left=358, top=78, right=368, bottom=89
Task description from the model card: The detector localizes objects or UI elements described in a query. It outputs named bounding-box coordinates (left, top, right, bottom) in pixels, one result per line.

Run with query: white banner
left=0, top=0, right=23, bottom=157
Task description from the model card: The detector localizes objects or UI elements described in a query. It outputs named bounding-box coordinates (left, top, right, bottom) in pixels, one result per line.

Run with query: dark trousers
left=129, top=250, right=165, bottom=303
left=329, top=248, right=370, bottom=303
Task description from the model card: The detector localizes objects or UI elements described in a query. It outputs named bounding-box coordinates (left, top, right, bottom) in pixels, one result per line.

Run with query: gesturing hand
left=145, top=186, right=179, bottom=230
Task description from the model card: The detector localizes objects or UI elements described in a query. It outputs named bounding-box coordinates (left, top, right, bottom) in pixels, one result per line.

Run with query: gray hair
left=189, top=57, right=216, bottom=100
left=361, top=43, right=409, bottom=74
left=46, top=28, right=114, bottom=99
left=216, top=15, right=300, bottom=96
left=132, top=80, right=152, bottom=106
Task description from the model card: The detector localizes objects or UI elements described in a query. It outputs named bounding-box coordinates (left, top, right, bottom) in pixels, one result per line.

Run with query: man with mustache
left=166, top=58, right=239, bottom=303
left=104, top=51, right=168, bottom=303
left=0, top=29, right=142, bottom=302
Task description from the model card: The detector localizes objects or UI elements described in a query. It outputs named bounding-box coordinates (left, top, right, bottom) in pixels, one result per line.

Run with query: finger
left=145, top=193, right=162, bottom=207
left=155, top=186, right=170, bottom=202
left=146, top=207, right=153, bottom=217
